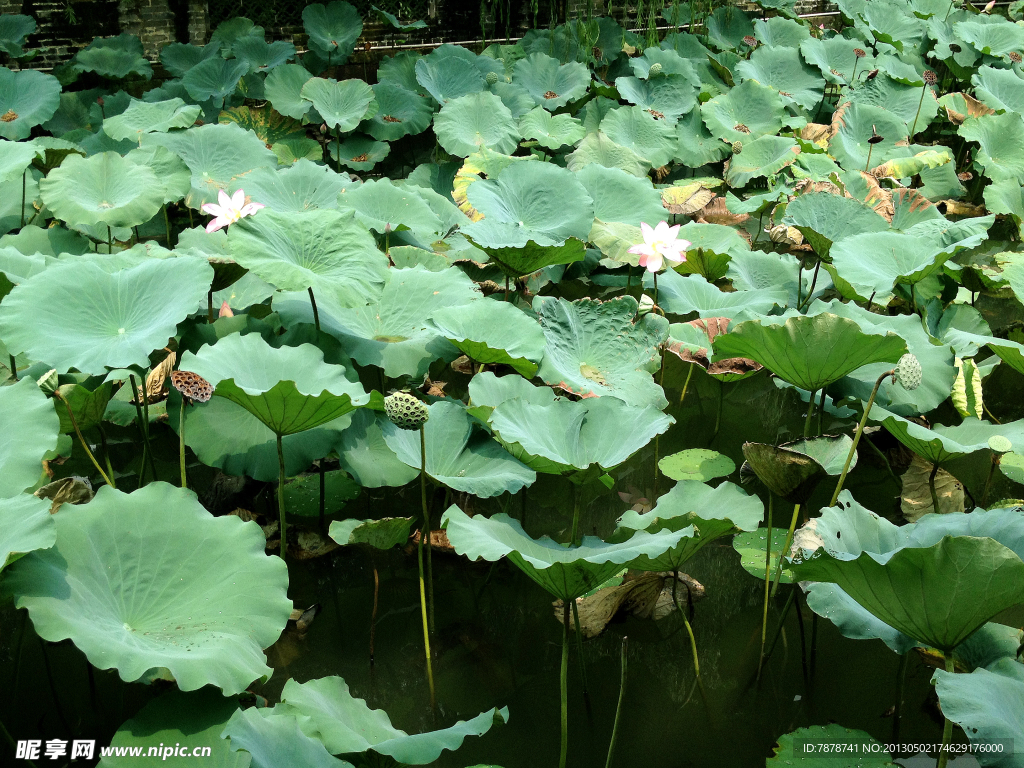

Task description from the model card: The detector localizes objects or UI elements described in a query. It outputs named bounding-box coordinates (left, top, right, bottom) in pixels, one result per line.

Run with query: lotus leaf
left=55, top=381, right=112, bottom=433
left=956, top=19, right=1024, bottom=57
left=0, top=492, right=53, bottom=573
left=72, top=34, right=152, bottom=79
left=828, top=230, right=953, bottom=302
left=334, top=410, right=419, bottom=487
left=732, top=528, right=794, bottom=585
left=742, top=436, right=853, bottom=504
left=845, top=74, right=938, bottom=132
left=282, top=468, right=358, bottom=517
left=727, top=250, right=829, bottom=308
left=6, top=482, right=290, bottom=692
left=0, top=376, right=60, bottom=496
left=427, top=300, right=545, bottom=377
left=972, top=65, right=1024, bottom=114
left=222, top=707, right=349, bottom=768
left=575, top=163, right=667, bottom=227
left=264, top=63, right=315, bottom=120
left=862, top=2, right=926, bottom=51
left=513, top=52, right=589, bottom=110
left=235, top=159, right=352, bottom=213
left=767, top=724, right=897, bottom=766
left=329, top=516, right=415, bottom=550
left=433, top=91, right=519, bottom=157
left=183, top=58, right=249, bottom=105
left=519, top=106, right=585, bottom=150
left=232, top=37, right=296, bottom=73
left=613, top=74, right=697, bottom=121
left=650, top=270, right=788, bottom=318
left=159, top=42, right=221, bottom=78
left=218, top=106, right=307, bottom=149
left=782, top=191, right=890, bottom=260
left=466, top=370, right=556, bottom=419
left=735, top=45, right=825, bottom=111
left=0, top=14, right=35, bottom=58
left=412, top=45, right=486, bottom=104
left=565, top=131, right=650, bottom=177
left=0, top=257, right=213, bottom=374
left=600, top=106, right=678, bottom=168
left=38, top=151, right=163, bottom=228
left=0, top=139, right=43, bottom=184
left=659, top=449, right=735, bottom=482
left=337, top=177, right=444, bottom=238
left=303, top=1, right=363, bottom=62
left=700, top=79, right=787, bottom=144
left=725, top=135, right=800, bottom=187
left=960, top=112, right=1024, bottom=184
left=829, top=102, right=909, bottom=172
left=673, top=109, right=732, bottom=167
left=705, top=5, right=755, bottom=51
left=300, top=78, right=376, bottom=133
left=801, top=37, right=876, bottom=84
left=362, top=81, right=434, bottom=141
left=877, top=410, right=1024, bottom=466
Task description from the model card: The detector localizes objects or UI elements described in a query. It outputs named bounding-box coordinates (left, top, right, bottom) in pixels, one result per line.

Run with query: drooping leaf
left=0, top=377, right=60, bottom=496
left=427, top=300, right=545, bottom=377
left=767, top=724, right=897, bottom=767
left=104, top=97, right=198, bottom=144
left=0, top=494, right=54, bottom=573
left=329, top=516, right=415, bottom=550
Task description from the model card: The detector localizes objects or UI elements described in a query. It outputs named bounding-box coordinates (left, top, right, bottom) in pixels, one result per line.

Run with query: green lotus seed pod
left=36, top=368, right=58, bottom=395
left=485, top=71, right=499, bottom=85
left=988, top=435, right=1013, bottom=454
left=731, top=140, right=743, bottom=154
left=384, top=391, right=429, bottom=430
left=895, top=353, right=922, bottom=391
left=648, top=62, right=663, bottom=77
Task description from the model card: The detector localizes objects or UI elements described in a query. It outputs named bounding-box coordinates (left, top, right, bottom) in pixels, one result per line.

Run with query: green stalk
left=893, top=651, right=908, bottom=743
left=829, top=369, right=895, bottom=506
left=128, top=375, right=151, bottom=485
left=671, top=570, right=701, bottom=681
left=679, top=361, right=694, bottom=406
left=163, top=204, right=172, bottom=247
left=864, top=142, right=876, bottom=173
left=56, top=391, right=113, bottom=488
left=20, top=169, right=25, bottom=229
left=653, top=269, right=659, bottom=308
left=569, top=483, right=582, bottom=545
left=850, top=56, right=860, bottom=85
left=308, top=287, right=321, bottom=333
left=139, top=375, right=156, bottom=481
left=421, top=425, right=435, bottom=634
left=276, top=434, right=287, bottom=561
left=107, top=224, right=112, bottom=254
left=757, top=494, right=774, bottom=681
left=804, top=390, right=818, bottom=438
left=797, top=261, right=821, bottom=312
left=911, top=84, right=928, bottom=137
left=936, top=652, right=955, bottom=768
left=8, top=354, right=17, bottom=380
left=418, top=425, right=436, bottom=706
left=982, top=454, right=998, bottom=509
left=604, top=636, right=628, bottom=768
left=559, top=600, right=570, bottom=768
left=208, top=290, right=214, bottom=323
left=929, top=461, right=941, bottom=514
left=570, top=599, right=589, bottom=697
left=178, top=400, right=188, bottom=489
left=770, top=503, right=800, bottom=600
left=98, top=425, right=116, bottom=488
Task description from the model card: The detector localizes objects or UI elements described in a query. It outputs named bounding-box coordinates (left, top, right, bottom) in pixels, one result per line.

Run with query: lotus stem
left=128, top=375, right=152, bottom=485
left=798, top=261, right=821, bottom=312
left=604, top=636, right=628, bottom=768
left=793, top=586, right=809, bottom=677
left=770, top=502, right=800, bottom=600
left=893, top=651, right=908, bottom=743
left=943, top=0, right=955, bottom=21
left=830, top=369, right=895, bottom=506
left=208, top=290, right=214, bottom=323
left=420, top=425, right=435, bottom=634
left=559, top=600, right=570, bottom=768
left=308, top=287, right=321, bottom=334
left=712, top=382, right=723, bottom=442
left=418, top=425, right=436, bottom=707
left=178, top=399, right=187, bottom=489
left=850, top=56, right=860, bottom=85
left=276, top=434, right=287, bottom=561
left=570, top=483, right=582, bottom=545
left=672, top=570, right=701, bottom=681
left=679, top=361, right=694, bottom=406
left=929, top=461, right=941, bottom=514
left=864, top=142, right=875, bottom=173
left=20, top=169, right=25, bottom=229
left=107, top=224, right=112, bottom=254
left=504, top=274, right=510, bottom=302
left=56, top=391, right=113, bottom=488
left=370, top=558, right=379, bottom=666
left=936, top=652, right=955, bottom=768
left=570, top=599, right=589, bottom=697
left=817, top=389, right=827, bottom=436
left=982, top=453, right=998, bottom=508
left=11, top=608, right=27, bottom=703
left=758, top=494, right=774, bottom=681
left=319, top=460, right=326, bottom=531
left=98, top=425, right=116, bottom=488
left=796, top=262, right=802, bottom=307
left=335, top=126, right=341, bottom=168
left=910, top=84, right=928, bottom=138
left=653, top=269, right=659, bottom=308
left=762, top=586, right=797, bottom=665
left=8, top=354, right=16, bottom=380
left=804, top=389, right=818, bottom=437
left=163, top=204, right=172, bottom=247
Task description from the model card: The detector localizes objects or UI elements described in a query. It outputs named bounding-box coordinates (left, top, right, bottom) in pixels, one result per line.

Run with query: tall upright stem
left=559, top=600, right=570, bottom=768
left=604, top=636, right=628, bottom=768
left=208, top=290, right=214, bottom=323
left=936, top=653, right=955, bottom=768
left=804, top=390, right=818, bottom=438
left=569, top=483, right=582, bottom=545
left=570, top=600, right=589, bottom=697
left=178, top=401, right=188, bottom=489
left=107, top=224, right=112, bottom=254
left=893, top=651, right=908, bottom=744
left=653, top=269, right=659, bottom=308
left=418, top=425, right=436, bottom=706
left=8, top=354, right=16, bottom=380
left=679, top=361, right=694, bottom=406
left=830, top=369, right=894, bottom=506
left=671, top=570, right=701, bottom=680
left=758, top=494, right=774, bottom=680
left=308, top=287, right=321, bottom=333
left=56, top=392, right=113, bottom=488
left=128, top=375, right=151, bottom=485
left=370, top=559, right=379, bottom=666
left=164, top=204, right=172, bottom=247
left=421, top=425, right=434, bottom=633
left=864, top=142, right=875, bottom=173
left=20, top=170, right=25, bottom=228
left=910, top=85, right=927, bottom=137
left=929, top=461, right=941, bottom=513
left=770, top=503, right=800, bottom=600
left=276, top=434, right=287, bottom=561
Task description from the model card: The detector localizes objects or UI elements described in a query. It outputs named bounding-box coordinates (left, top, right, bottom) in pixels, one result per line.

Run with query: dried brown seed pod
left=170, top=371, right=213, bottom=403
left=922, top=70, right=937, bottom=85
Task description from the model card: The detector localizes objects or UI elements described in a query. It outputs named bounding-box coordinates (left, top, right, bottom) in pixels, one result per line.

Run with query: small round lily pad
left=658, top=448, right=735, bottom=482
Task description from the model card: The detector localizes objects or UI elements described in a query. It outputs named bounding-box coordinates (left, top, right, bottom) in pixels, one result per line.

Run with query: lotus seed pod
left=989, top=435, right=1013, bottom=455
left=648, top=62, right=663, bottom=76
left=731, top=140, right=743, bottom=154
left=385, top=391, right=429, bottom=430
left=485, top=71, right=499, bottom=85
left=638, top=293, right=655, bottom=316
left=36, top=369, right=58, bottom=396
left=895, top=353, right=922, bottom=391
left=922, top=69, right=937, bottom=85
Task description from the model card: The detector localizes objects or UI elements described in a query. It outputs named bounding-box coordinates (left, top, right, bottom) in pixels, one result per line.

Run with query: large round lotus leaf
left=0, top=377, right=60, bottom=496
left=235, top=159, right=352, bottom=213
left=432, top=91, right=519, bottom=157
left=659, top=449, right=735, bottom=482
left=673, top=108, right=732, bottom=167
left=649, top=269, right=788, bottom=318
left=73, top=34, right=152, bottom=79
left=362, top=81, right=433, bottom=141
left=725, top=135, right=800, bottom=187
left=600, top=105, right=678, bottom=168
left=699, top=79, right=786, bottom=144
left=828, top=230, right=959, bottom=302
left=264, top=63, right=314, bottom=120
left=277, top=676, right=508, bottom=763
left=103, top=97, right=200, bottom=143
left=862, top=2, right=926, bottom=51
left=735, top=45, right=825, bottom=111
left=334, top=410, right=419, bottom=488
left=427, top=299, right=544, bottom=377
left=183, top=57, right=248, bottom=105
left=727, top=250, right=828, bottom=309
left=518, top=106, right=585, bottom=150
left=742, top=440, right=833, bottom=504
left=159, top=41, right=222, bottom=78
left=629, top=47, right=699, bottom=82
left=303, top=0, right=362, bottom=61
left=464, top=160, right=594, bottom=247
left=121, top=144, right=191, bottom=206
left=227, top=208, right=386, bottom=303
left=469, top=238, right=587, bottom=280
left=790, top=535, right=1024, bottom=652
left=6, top=482, right=290, bottom=692
left=933, top=659, right=1024, bottom=763
left=956, top=19, right=1024, bottom=57
left=971, top=66, right=1024, bottom=114
left=0, top=139, right=43, bottom=185
left=337, top=177, right=444, bottom=238
left=145, top=123, right=280, bottom=208
left=329, top=516, right=414, bottom=550
left=512, top=52, right=589, bottom=110
left=959, top=112, right=1024, bottom=184
left=488, top=396, right=672, bottom=475
left=829, top=102, right=909, bottom=172
left=614, top=74, right=697, bottom=121
left=0, top=68, right=62, bottom=140
left=467, top=371, right=556, bottom=419
left=844, top=75, right=938, bottom=133
left=223, top=707, right=346, bottom=768
left=0, top=257, right=213, bottom=374
left=275, top=265, right=480, bottom=379
left=441, top=505, right=692, bottom=601
left=413, top=45, right=485, bottom=104
left=0, top=494, right=54, bottom=573
left=575, top=163, right=665, bottom=227
left=300, top=78, right=376, bottom=132
left=767, top=724, right=895, bottom=767
left=381, top=401, right=535, bottom=497
left=534, top=295, right=668, bottom=409
left=232, top=37, right=295, bottom=73
left=800, top=36, right=876, bottom=85
left=218, top=106, right=307, bottom=149
left=876, top=410, right=1024, bottom=465
left=379, top=50, right=429, bottom=96
left=566, top=131, right=650, bottom=177
left=753, top=16, right=809, bottom=47
left=0, top=14, right=35, bottom=57
left=181, top=333, right=371, bottom=436
left=39, top=151, right=163, bottom=228
left=617, top=480, right=760, bottom=571
left=705, top=5, right=755, bottom=51
left=712, top=314, right=907, bottom=392
left=782, top=192, right=889, bottom=261
left=732, top=528, right=794, bottom=585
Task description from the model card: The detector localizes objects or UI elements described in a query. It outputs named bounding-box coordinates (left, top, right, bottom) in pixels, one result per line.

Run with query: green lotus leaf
left=705, top=5, right=755, bottom=51
left=956, top=19, right=1024, bottom=57
left=218, top=106, right=307, bottom=149
left=614, top=74, right=697, bottom=121
left=801, top=37, right=876, bottom=85
left=427, top=299, right=544, bottom=377
left=727, top=250, right=829, bottom=308
left=337, top=177, right=444, bottom=238
left=932, top=658, right=1024, bottom=763
left=414, top=44, right=485, bottom=104
left=712, top=314, right=907, bottom=392
left=741, top=437, right=847, bottom=504
left=565, top=131, right=650, bottom=177
left=862, top=2, right=926, bottom=52
left=699, top=78, right=787, bottom=144
left=753, top=15, right=809, bottom=46
left=183, top=57, right=249, bottom=105
left=382, top=400, right=534, bottom=497
left=844, top=74, right=938, bottom=132
left=0, top=222, right=89, bottom=257
left=329, top=516, right=414, bottom=549
left=767, top=724, right=896, bottom=766
left=303, top=0, right=363, bottom=62
left=38, top=151, right=163, bottom=228
left=0, top=68, right=62, bottom=140
left=264, top=63, right=314, bottom=120
left=0, top=497, right=49, bottom=572
left=512, top=52, right=589, bottom=110
left=284, top=676, right=507, bottom=762
left=659, top=448, right=735, bottom=482
left=600, top=105, right=678, bottom=168
left=575, top=164, right=665, bottom=228
left=235, top=159, right=353, bottom=213
left=673, top=108, right=732, bottom=167
left=724, top=135, right=800, bottom=187
left=877, top=409, right=1024, bottom=465
left=374, top=5, right=427, bottom=30
left=379, top=51, right=429, bottom=96
left=986, top=179, right=1024, bottom=238
left=335, top=410, right=419, bottom=488
left=227, top=207, right=386, bottom=303
left=159, top=41, right=222, bottom=78
left=326, top=134, right=388, bottom=171
left=145, top=123, right=280, bottom=208
left=972, top=65, right=1024, bottom=114
left=732, top=528, right=794, bottom=585
left=650, top=270, right=788, bottom=318
left=0, top=14, right=35, bottom=58
left=222, top=707, right=350, bottom=768
left=466, top=371, right=555, bottom=422
left=488, top=396, right=672, bottom=475
left=782, top=191, right=889, bottom=261
left=433, top=91, right=519, bottom=157
left=960, top=112, right=1024, bottom=184
left=735, top=45, right=825, bottom=111
left=534, top=295, right=668, bottom=408
left=6, top=482, right=290, bottom=692
left=0, top=257, right=213, bottom=374
left=442, top=506, right=692, bottom=601
left=55, top=381, right=112, bottom=433
left=276, top=265, right=480, bottom=379
left=123, top=144, right=191, bottom=205
left=790, top=535, right=1024, bottom=652
left=72, top=34, right=152, bottom=79
left=272, top=137, right=322, bottom=164
left=829, top=102, right=909, bottom=172
left=283, top=468, right=358, bottom=517
left=362, top=81, right=433, bottom=141
left=181, top=333, right=371, bottom=436
left=873, top=147, right=952, bottom=178
left=518, top=106, right=585, bottom=150
left=99, top=688, right=248, bottom=768
left=232, top=36, right=295, bottom=73
left=464, top=160, right=594, bottom=247
left=0, top=139, right=44, bottom=185
left=300, top=78, right=376, bottom=133
left=0, top=377, right=59, bottom=496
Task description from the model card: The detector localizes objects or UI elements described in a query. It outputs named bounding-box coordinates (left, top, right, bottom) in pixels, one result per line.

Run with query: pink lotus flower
left=628, top=221, right=691, bottom=272
left=201, top=189, right=264, bottom=233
